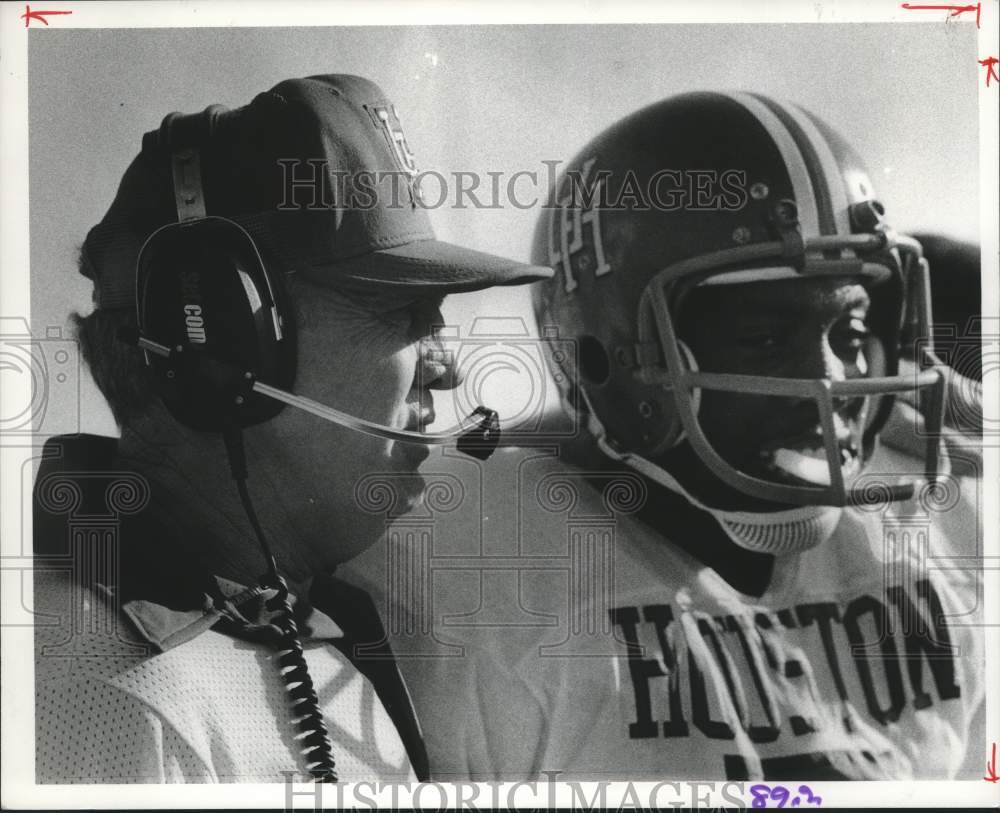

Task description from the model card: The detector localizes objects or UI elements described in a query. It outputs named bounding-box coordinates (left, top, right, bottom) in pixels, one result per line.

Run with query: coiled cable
left=225, top=426, right=339, bottom=783
left=260, top=570, right=339, bottom=783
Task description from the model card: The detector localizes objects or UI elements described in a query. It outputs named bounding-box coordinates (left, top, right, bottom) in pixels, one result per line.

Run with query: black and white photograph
left=1, top=1, right=997, bottom=808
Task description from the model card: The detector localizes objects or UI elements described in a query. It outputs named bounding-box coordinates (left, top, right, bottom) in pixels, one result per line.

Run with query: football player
left=342, top=91, right=985, bottom=781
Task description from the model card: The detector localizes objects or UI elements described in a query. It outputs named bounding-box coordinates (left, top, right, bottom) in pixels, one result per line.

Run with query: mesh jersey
left=339, top=443, right=985, bottom=781
left=33, top=571, right=417, bottom=784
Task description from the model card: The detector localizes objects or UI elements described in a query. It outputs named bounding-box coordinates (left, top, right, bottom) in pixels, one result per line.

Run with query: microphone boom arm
left=252, top=380, right=488, bottom=446
left=124, top=329, right=501, bottom=458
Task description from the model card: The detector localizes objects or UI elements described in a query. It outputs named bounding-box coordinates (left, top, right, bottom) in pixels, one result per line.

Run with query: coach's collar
left=98, top=574, right=344, bottom=653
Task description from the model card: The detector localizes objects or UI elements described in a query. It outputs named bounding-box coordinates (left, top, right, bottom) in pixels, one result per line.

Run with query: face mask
left=583, top=396, right=844, bottom=554
left=602, top=440, right=844, bottom=554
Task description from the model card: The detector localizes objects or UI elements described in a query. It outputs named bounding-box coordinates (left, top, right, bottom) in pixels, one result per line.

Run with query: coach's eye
left=375, top=305, right=415, bottom=333
left=406, top=298, right=446, bottom=341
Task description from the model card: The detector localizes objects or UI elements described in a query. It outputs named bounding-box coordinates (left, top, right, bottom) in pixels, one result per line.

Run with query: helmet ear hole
left=578, top=334, right=612, bottom=386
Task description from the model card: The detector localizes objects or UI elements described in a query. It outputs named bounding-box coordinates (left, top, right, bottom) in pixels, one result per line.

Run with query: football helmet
left=532, top=91, right=946, bottom=509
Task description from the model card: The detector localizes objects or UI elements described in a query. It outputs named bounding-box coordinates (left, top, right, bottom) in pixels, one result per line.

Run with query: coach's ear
left=880, top=361, right=983, bottom=478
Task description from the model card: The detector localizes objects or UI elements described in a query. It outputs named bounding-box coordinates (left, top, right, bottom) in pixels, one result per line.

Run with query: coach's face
left=254, top=281, right=455, bottom=566
left=675, top=274, right=873, bottom=509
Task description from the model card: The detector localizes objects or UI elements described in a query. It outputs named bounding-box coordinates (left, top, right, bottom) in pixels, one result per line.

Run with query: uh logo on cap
left=367, top=104, right=422, bottom=205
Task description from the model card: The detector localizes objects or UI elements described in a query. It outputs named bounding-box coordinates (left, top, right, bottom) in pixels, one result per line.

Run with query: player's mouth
left=755, top=430, right=861, bottom=487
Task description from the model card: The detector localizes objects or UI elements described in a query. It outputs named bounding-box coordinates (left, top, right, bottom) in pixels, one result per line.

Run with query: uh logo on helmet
left=531, top=91, right=947, bottom=511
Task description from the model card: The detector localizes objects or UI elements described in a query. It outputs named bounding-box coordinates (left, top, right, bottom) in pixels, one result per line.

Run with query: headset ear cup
left=137, top=218, right=296, bottom=432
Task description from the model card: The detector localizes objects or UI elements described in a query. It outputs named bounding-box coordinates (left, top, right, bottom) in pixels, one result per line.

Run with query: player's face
left=676, top=274, right=872, bottom=507
left=255, top=282, right=455, bottom=565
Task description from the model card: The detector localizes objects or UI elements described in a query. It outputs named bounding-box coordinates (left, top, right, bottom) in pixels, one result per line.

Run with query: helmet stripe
left=724, top=92, right=821, bottom=239
left=749, top=94, right=838, bottom=236
left=782, top=104, right=853, bottom=235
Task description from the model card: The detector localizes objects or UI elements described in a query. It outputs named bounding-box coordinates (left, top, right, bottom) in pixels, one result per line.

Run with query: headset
left=118, top=107, right=501, bottom=782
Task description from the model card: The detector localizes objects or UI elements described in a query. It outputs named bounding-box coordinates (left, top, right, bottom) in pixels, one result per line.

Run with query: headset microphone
left=254, top=380, right=501, bottom=460
left=117, top=327, right=502, bottom=460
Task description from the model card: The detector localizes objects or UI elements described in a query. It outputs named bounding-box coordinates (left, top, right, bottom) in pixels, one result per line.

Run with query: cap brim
left=309, top=239, right=554, bottom=294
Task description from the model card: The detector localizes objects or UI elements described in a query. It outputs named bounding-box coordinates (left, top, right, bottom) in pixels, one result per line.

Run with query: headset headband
left=142, top=106, right=235, bottom=223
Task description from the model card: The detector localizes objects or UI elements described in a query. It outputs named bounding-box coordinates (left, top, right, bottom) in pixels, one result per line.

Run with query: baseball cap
left=81, top=74, right=552, bottom=309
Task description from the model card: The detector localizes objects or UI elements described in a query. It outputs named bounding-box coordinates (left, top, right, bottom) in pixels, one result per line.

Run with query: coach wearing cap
left=32, top=74, right=551, bottom=784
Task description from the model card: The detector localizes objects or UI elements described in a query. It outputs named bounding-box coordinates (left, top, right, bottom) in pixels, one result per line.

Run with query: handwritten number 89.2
left=749, top=784, right=823, bottom=808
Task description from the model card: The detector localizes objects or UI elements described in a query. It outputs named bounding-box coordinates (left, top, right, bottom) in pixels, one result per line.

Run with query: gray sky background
left=28, top=24, right=980, bottom=432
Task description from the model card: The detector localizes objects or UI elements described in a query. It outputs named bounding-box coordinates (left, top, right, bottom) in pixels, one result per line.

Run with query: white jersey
left=340, top=443, right=985, bottom=781
left=33, top=571, right=417, bottom=784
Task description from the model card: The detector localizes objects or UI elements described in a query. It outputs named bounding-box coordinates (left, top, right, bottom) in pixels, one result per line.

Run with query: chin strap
left=577, top=386, right=845, bottom=555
